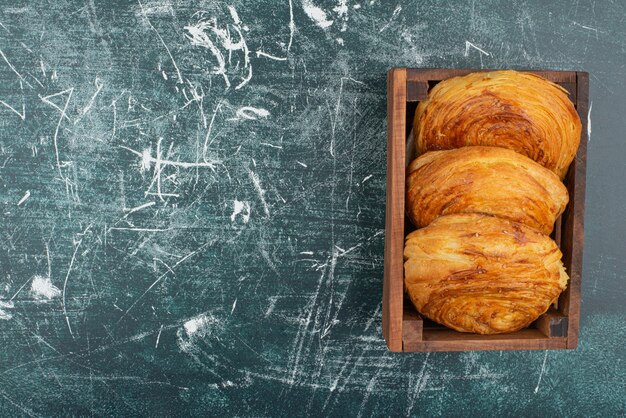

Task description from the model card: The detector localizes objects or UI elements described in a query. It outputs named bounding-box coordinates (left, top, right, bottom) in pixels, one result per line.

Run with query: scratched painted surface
left=0, top=0, right=623, bottom=416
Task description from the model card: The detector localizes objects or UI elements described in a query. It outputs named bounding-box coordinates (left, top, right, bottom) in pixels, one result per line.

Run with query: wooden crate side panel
left=564, top=72, right=588, bottom=348
left=406, top=68, right=577, bottom=83
left=383, top=68, right=407, bottom=352
left=405, top=329, right=567, bottom=352
left=402, top=308, right=423, bottom=352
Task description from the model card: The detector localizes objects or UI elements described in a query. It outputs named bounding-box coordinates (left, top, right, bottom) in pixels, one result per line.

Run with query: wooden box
left=383, top=68, right=588, bottom=352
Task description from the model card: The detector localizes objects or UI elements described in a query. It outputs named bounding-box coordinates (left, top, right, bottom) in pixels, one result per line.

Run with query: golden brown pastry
left=414, top=70, right=581, bottom=179
left=404, top=214, right=569, bottom=334
left=406, top=146, right=568, bottom=234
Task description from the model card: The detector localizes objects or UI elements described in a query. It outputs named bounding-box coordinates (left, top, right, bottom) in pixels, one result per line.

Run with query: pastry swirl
left=406, top=146, right=568, bottom=234
left=404, top=214, right=569, bottom=334
left=414, top=70, right=581, bottom=179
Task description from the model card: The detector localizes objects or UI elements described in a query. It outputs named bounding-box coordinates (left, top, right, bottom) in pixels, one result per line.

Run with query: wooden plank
left=406, top=68, right=577, bottom=83
left=383, top=68, right=407, bottom=352
left=554, top=216, right=562, bottom=247
left=402, top=307, right=423, bottom=352
left=559, top=82, right=577, bottom=104
left=405, top=329, right=567, bottom=352
left=536, top=309, right=568, bottom=337
left=563, top=72, right=588, bottom=349
left=406, top=80, right=428, bottom=102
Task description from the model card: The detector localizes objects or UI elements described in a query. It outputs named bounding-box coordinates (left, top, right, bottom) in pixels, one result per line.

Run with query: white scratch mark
left=0, top=73, right=25, bottom=120
left=329, top=79, right=343, bottom=157
left=288, top=0, right=295, bottom=52
left=333, top=0, right=349, bottom=32
left=230, top=200, right=251, bottom=223
left=587, top=102, right=593, bottom=142
left=534, top=351, right=549, bottom=394
left=259, top=246, right=280, bottom=276
left=0, top=95, right=25, bottom=120
left=184, top=6, right=252, bottom=90
left=120, top=144, right=222, bottom=169
left=0, top=301, right=14, bottom=309
left=62, top=239, right=82, bottom=339
left=40, top=89, right=72, bottom=121
left=256, top=50, right=288, bottom=61
left=139, top=2, right=174, bottom=16
left=74, top=77, right=103, bottom=124
left=155, top=324, right=163, bottom=348
left=300, top=251, right=313, bottom=255
left=137, top=0, right=182, bottom=83
left=27, top=72, right=44, bottom=88
left=288, top=267, right=325, bottom=385
left=296, top=161, right=307, bottom=167
left=361, top=174, right=373, bottom=184
left=141, top=147, right=152, bottom=172
left=406, top=353, right=430, bottom=415
left=40, top=88, right=74, bottom=179
left=0, top=301, right=14, bottom=320
left=17, top=190, right=30, bottom=206
left=9, top=277, right=32, bottom=301
left=248, top=169, right=270, bottom=217
left=356, top=369, right=381, bottom=418
left=124, top=201, right=155, bottom=217
left=108, top=227, right=172, bottom=233
left=233, top=35, right=251, bottom=89
left=227, top=5, right=241, bottom=25
left=183, top=313, right=216, bottom=337
left=110, top=100, right=117, bottom=138
left=231, top=298, right=237, bottom=314
left=185, top=20, right=229, bottom=87
left=302, top=0, right=334, bottom=29
left=46, top=242, right=52, bottom=278
left=118, top=241, right=213, bottom=322
left=154, top=258, right=174, bottom=275
left=31, top=275, right=61, bottom=300
left=364, top=302, right=381, bottom=331
left=264, top=297, right=278, bottom=317
left=203, top=101, right=223, bottom=161
left=234, top=106, right=270, bottom=120
left=145, top=192, right=179, bottom=198
left=571, top=21, right=600, bottom=34
left=259, top=142, right=282, bottom=149
left=379, top=5, right=401, bottom=32
left=465, top=40, right=490, bottom=56
left=0, top=47, right=33, bottom=88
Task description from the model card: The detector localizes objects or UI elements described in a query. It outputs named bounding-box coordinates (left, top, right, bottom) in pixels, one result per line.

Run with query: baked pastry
left=406, top=146, right=568, bottom=234
left=404, top=213, right=569, bottom=334
left=414, top=70, right=581, bottom=179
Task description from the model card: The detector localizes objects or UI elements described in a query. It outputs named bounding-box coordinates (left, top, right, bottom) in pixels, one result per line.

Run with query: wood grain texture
left=564, top=72, right=589, bottom=348
left=536, top=308, right=568, bottom=337
left=410, top=330, right=568, bottom=352
left=383, top=68, right=406, bottom=351
left=386, top=68, right=587, bottom=352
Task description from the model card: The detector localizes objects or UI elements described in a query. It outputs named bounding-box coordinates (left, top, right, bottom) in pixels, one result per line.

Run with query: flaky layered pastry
left=414, top=70, right=581, bottom=179
left=404, top=214, right=569, bottom=334
left=406, top=146, right=568, bottom=234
